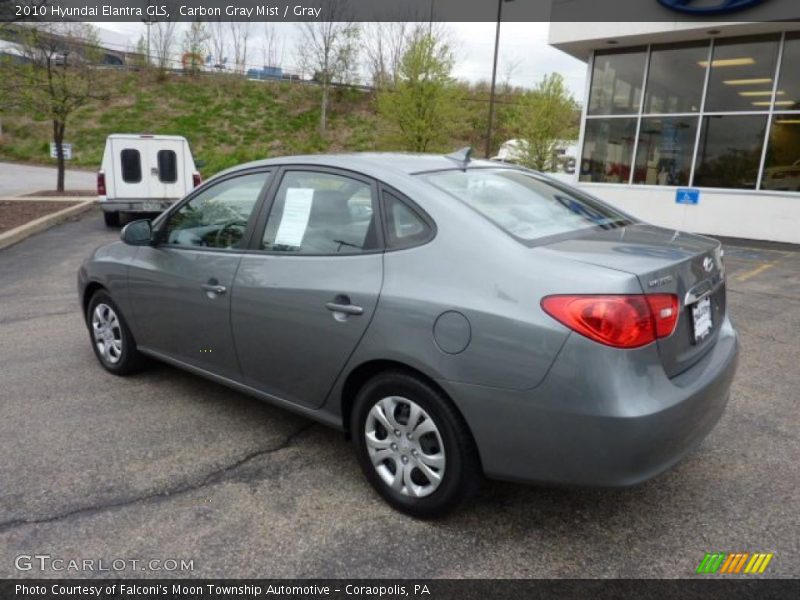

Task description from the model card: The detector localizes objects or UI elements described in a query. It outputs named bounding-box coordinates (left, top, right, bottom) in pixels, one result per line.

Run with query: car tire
left=103, top=211, right=120, bottom=227
left=86, top=290, right=146, bottom=376
left=352, top=370, right=481, bottom=518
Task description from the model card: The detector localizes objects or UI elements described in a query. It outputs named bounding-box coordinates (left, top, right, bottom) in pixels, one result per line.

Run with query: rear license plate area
left=692, top=296, right=713, bottom=343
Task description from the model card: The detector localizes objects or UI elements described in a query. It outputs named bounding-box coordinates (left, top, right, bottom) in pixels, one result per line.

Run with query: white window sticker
left=274, top=188, right=314, bottom=247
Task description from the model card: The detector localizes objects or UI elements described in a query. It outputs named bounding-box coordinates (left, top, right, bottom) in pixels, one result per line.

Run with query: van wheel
left=87, top=291, right=146, bottom=376
left=103, top=211, right=120, bottom=227
left=352, top=371, right=481, bottom=518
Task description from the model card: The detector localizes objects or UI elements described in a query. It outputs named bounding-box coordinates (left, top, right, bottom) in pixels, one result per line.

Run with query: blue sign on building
left=657, top=0, right=764, bottom=16
left=676, top=188, right=700, bottom=205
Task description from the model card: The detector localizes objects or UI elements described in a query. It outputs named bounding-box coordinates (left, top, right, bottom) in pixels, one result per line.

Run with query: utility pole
left=485, top=0, right=513, bottom=158
left=142, top=1, right=153, bottom=65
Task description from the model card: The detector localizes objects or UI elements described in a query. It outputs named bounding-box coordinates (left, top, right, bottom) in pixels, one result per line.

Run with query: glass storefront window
left=762, top=118, right=800, bottom=191
left=579, top=119, right=637, bottom=183
left=704, top=35, right=781, bottom=112
left=588, top=48, right=646, bottom=115
left=582, top=34, right=800, bottom=192
left=633, top=117, right=699, bottom=186
left=775, top=33, right=800, bottom=111
left=693, top=115, right=768, bottom=189
left=644, top=43, right=708, bottom=114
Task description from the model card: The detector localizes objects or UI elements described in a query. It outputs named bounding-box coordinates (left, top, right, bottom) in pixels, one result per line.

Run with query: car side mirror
left=121, top=219, right=153, bottom=246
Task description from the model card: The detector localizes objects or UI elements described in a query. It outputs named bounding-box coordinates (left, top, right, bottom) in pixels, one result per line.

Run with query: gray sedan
left=78, top=152, right=739, bottom=518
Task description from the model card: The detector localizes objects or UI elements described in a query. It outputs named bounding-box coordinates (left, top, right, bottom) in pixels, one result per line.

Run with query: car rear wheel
left=352, top=371, right=481, bottom=518
left=87, top=291, right=146, bottom=376
left=103, top=211, right=119, bottom=227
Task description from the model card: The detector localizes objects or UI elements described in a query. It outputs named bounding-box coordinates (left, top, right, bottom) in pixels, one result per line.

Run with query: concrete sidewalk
left=0, top=162, right=95, bottom=197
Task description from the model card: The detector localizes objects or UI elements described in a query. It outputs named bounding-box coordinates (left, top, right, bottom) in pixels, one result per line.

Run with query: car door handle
left=202, top=283, right=227, bottom=294
left=325, top=302, right=363, bottom=316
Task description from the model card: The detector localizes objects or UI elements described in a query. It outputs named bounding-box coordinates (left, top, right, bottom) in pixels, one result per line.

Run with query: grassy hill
left=0, top=71, right=384, bottom=179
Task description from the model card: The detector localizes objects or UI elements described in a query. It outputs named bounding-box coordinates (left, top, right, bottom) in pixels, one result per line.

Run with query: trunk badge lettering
left=648, top=275, right=674, bottom=288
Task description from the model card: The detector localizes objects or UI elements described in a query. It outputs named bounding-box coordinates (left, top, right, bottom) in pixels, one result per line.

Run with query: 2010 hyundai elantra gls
left=78, top=151, right=739, bottom=518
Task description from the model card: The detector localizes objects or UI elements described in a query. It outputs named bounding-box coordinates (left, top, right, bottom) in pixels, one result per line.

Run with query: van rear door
left=111, top=139, right=149, bottom=200
left=111, top=137, right=188, bottom=204
left=148, top=138, right=187, bottom=202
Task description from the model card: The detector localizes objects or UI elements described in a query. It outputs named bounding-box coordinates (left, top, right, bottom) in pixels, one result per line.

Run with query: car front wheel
left=87, top=291, right=146, bottom=376
left=352, top=371, right=481, bottom=518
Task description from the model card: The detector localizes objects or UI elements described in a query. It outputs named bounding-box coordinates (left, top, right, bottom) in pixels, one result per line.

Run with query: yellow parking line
left=735, top=262, right=776, bottom=282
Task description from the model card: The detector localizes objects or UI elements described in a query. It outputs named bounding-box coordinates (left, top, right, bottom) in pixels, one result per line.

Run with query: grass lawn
left=0, top=71, right=382, bottom=178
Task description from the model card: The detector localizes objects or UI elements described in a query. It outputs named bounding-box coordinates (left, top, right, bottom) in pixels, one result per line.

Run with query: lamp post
left=485, top=0, right=513, bottom=158
left=142, top=1, right=154, bottom=66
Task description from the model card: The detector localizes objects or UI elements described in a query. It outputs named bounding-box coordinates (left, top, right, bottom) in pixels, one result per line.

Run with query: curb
left=3, top=196, right=94, bottom=202
left=0, top=199, right=97, bottom=251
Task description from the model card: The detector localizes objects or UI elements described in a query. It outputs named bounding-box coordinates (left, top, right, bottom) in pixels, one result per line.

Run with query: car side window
left=382, top=189, right=434, bottom=249
left=164, top=172, right=269, bottom=250
left=260, top=171, right=379, bottom=254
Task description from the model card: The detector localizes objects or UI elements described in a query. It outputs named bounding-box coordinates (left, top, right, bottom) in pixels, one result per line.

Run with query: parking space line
left=735, top=262, right=777, bottom=282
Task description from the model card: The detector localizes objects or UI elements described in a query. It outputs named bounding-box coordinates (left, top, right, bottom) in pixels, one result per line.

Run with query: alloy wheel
left=364, top=396, right=446, bottom=498
left=91, top=303, right=123, bottom=365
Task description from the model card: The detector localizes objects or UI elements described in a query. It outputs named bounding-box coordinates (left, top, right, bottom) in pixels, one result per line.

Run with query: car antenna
left=444, top=147, right=473, bottom=171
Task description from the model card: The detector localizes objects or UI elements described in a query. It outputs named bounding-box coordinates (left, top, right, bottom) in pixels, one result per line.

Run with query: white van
left=97, top=134, right=202, bottom=226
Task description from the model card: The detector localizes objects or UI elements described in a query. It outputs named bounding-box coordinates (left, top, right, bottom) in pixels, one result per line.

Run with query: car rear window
left=120, top=149, right=141, bottom=183
left=157, top=150, right=178, bottom=183
left=421, top=168, right=632, bottom=243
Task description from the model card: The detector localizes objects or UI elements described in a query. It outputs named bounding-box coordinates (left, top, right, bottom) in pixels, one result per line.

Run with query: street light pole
left=485, top=0, right=509, bottom=158
left=142, top=1, right=153, bottom=66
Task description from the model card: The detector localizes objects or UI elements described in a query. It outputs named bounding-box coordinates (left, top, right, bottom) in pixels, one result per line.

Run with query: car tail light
left=97, top=172, right=106, bottom=196
left=541, top=294, right=679, bottom=349
left=192, top=171, right=202, bottom=188
left=645, top=294, right=679, bottom=339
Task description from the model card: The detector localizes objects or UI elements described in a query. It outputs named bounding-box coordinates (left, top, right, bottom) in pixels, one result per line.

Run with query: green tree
left=511, top=73, right=579, bottom=171
left=377, top=26, right=462, bottom=152
left=1, top=23, right=111, bottom=191
left=182, top=21, right=210, bottom=74
left=133, top=34, right=149, bottom=68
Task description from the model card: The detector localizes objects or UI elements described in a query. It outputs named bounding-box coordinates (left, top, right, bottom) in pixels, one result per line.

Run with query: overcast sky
left=98, top=21, right=587, bottom=98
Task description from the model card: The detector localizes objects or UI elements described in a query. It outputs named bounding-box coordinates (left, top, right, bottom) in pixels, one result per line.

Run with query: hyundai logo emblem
left=657, top=0, right=765, bottom=15
left=703, top=257, right=715, bottom=272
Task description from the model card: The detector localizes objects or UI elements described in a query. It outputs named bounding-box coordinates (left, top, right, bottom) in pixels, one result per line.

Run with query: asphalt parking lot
left=0, top=209, right=798, bottom=579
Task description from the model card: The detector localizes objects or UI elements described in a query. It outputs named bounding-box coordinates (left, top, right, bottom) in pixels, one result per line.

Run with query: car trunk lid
left=537, top=223, right=726, bottom=377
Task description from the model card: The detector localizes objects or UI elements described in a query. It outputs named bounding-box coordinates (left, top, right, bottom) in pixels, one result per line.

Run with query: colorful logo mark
left=696, top=552, right=774, bottom=574
left=657, top=0, right=765, bottom=16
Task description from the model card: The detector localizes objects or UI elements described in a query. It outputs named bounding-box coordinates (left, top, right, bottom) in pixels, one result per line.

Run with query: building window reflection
left=582, top=32, right=800, bottom=192
left=633, top=117, right=698, bottom=186
left=579, top=119, right=637, bottom=183
left=762, top=119, right=800, bottom=191
left=694, top=115, right=767, bottom=189
left=588, top=48, right=646, bottom=116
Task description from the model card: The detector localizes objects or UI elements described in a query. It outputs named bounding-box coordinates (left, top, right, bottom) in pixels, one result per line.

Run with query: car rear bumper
left=442, top=316, right=739, bottom=487
left=100, top=199, right=177, bottom=213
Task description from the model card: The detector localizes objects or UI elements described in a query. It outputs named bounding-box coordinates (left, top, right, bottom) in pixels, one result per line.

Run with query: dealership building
left=549, top=20, right=800, bottom=244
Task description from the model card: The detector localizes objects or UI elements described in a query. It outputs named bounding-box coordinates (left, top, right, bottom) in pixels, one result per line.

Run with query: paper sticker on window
left=274, top=188, right=314, bottom=247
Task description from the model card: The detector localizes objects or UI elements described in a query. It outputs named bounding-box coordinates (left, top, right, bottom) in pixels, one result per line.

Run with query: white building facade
left=549, top=21, right=800, bottom=244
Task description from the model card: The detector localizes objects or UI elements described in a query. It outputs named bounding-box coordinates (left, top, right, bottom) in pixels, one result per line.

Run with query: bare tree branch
left=295, top=0, right=360, bottom=134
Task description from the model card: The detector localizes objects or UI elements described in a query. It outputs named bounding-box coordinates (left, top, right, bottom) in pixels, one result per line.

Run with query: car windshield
left=421, top=168, right=633, bottom=243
